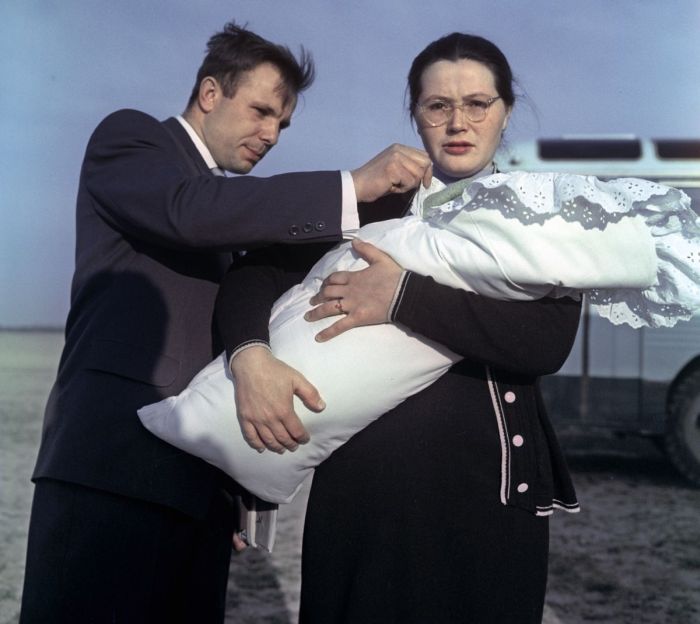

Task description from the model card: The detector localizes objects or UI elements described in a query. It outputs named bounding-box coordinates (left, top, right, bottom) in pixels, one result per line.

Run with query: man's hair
left=186, top=21, right=315, bottom=108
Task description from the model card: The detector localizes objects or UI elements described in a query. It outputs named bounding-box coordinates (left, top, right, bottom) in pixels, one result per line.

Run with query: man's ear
left=197, top=76, right=220, bottom=113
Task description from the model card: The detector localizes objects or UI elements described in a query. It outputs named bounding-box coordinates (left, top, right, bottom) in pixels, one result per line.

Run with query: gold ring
left=335, top=300, right=345, bottom=314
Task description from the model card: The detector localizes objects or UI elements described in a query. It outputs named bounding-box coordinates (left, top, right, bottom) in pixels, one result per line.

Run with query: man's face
left=200, top=63, right=296, bottom=174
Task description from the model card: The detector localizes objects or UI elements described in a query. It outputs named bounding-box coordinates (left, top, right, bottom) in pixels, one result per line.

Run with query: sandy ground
left=2, top=333, right=698, bottom=623
left=3, top=430, right=698, bottom=623
left=546, top=433, right=700, bottom=623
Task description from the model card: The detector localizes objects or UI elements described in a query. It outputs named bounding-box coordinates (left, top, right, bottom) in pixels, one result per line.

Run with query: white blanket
left=138, top=172, right=700, bottom=503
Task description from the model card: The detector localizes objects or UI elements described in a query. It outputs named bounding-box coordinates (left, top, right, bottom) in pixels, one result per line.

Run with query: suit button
left=504, top=391, right=516, bottom=403
left=315, top=221, right=326, bottom=231
left=517, top=483, right=529, bottom=493
left=289, top=225, right=299, bottom=236
left=512, top=435, right=524, bottom=447
left=303, top=222, right=313, bottom=233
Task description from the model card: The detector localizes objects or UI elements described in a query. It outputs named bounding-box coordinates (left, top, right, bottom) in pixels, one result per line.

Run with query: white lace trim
left=421, top=172, right=700, bottom=329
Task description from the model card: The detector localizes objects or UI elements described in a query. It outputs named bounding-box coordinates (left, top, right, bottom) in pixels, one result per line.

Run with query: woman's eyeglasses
left=416, top=96, right=501, bottom=126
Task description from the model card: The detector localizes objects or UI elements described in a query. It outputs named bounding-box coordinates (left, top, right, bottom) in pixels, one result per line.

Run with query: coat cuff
left=228, top=340, right=272, bottom=371
left=389, top=270, right=418, bottom=323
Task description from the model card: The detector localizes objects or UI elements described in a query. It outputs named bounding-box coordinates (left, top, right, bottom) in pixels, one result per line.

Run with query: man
left=20, top=22, right=430, bottom=623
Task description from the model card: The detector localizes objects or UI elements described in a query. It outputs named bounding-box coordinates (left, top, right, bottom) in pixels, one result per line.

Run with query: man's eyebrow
left=250, top=102, right=276, bottom=114
left=249, top=99, right=293, bottom=129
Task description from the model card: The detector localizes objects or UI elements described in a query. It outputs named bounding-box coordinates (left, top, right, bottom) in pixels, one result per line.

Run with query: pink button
left=512, top=435, right=524, bottom=447
left=517, top=483, right=529, bottom=493
left=504, top=391, right=516, bottom=403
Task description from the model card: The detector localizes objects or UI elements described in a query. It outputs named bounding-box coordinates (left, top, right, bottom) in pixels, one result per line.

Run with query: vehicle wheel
left=665, top=369, right=700, bottom=487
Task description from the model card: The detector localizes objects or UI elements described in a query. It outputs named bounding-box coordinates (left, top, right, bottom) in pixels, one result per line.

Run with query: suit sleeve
left=82, top=110, right=343, bottom=252
left=391, top=272, right=582, bottom=377
left=215, top=243, right=335, bottom=360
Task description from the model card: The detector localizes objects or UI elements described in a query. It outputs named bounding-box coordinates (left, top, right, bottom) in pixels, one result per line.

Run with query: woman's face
left=415, top=59, right=511, bottom=179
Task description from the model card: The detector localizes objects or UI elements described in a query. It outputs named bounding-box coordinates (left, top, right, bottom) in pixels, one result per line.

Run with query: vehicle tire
left=664, top=368, right=700, bottom=487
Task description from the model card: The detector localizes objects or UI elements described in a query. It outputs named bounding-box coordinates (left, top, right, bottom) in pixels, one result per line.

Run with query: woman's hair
left=187, top=21, right=315, bottom=109
left=407, top=33, right=515, bottom=119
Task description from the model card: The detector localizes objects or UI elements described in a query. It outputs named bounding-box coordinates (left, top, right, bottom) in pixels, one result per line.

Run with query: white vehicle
left=499, top=136, right=700, bottom=485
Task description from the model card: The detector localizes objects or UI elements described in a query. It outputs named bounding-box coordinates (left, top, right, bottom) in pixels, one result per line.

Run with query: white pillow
left=138, top=286, right=458, bottom=503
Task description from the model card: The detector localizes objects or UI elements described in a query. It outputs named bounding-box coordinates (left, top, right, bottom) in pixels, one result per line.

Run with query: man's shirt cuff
left=340, top=170, right=359, bottom=238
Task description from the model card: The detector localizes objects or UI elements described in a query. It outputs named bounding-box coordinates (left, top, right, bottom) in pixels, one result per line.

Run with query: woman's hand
left=230, top=346, right=325, bottom=453
left=305, top=239, right=403, bottom=341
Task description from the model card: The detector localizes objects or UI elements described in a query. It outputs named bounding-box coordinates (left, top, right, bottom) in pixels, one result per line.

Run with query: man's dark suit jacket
left=32, top=109, right=346, bottom=518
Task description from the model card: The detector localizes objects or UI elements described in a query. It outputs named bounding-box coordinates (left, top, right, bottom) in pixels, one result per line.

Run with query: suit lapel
left=161, top=117, right=234, bottom=271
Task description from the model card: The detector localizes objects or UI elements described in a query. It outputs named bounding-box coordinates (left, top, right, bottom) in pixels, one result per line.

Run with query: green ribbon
left=421, top=177, right=474, bottom=213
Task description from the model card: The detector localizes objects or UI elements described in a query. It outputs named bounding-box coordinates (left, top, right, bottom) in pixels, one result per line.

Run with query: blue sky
left=2, top=0, right=699, bottom=326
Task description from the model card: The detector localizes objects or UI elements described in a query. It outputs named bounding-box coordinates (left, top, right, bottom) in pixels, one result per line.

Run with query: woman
left=297, top=32, right=573, bottom=623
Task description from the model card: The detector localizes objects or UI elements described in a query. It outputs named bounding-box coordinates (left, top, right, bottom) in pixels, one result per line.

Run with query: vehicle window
left=538, top=139, right=642, bottom=160
left=655, top=140, right=700, bottom=159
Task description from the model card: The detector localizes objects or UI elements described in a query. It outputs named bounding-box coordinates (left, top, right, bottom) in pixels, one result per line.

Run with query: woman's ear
left=502, top=108, right=512, bottom=133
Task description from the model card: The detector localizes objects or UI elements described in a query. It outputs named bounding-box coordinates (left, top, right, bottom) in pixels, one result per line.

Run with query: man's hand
left=351, top=144, right=432, bottom=203
left=304, top=239, right=403, bottom=342
left=233, top=532, right=248, bottom=552
left=230, top=346, right=325, bottom=453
